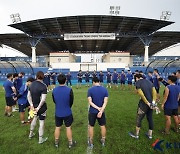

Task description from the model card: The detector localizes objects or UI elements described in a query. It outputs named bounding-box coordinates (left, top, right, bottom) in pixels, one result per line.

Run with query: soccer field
left=0, top=85, right=179, bottom=154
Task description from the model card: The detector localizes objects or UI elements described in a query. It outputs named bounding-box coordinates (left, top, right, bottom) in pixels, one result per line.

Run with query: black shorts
left=155, top=87, right=159, bottom=94
left=37, top=110, right=47, bottom=120
left=86, top=79, right=89, bottom=82
left=18, top=103, right=29, bottom=112
left=55, top=114, right=73, bottom=127
left=113, top=80, right=117, bottom=84
left=78, top=79, right=82, bottom=83
left=120, top=80, right=125, bottom=84
left=88, top=112, right=106, bottom=127
left=5, top=97, right=15, bottom=107
left=52, top=81, right=56, bottom=85
left=107, top=80, right=111, bottom=83
left=164, top=108, right=178, bottom=116
left=128, top=81, right=132, bottom=85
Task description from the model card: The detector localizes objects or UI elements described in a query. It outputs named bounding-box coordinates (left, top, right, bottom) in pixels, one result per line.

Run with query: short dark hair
left=27, top=77, right=35, bottom=82
left=7, top=73, right=13, bottom=78
left=148, top=71, right=153, bottom=74
left=134, top=73, right=143, bottom=79
left=154, top=69, right=158, bottom=73
left=13, top=73, right=18, bottom=78
left=36, top=71, right=44, bottom=80
left=168, top=75, right=177, bottom=83
left=20, top=72, right=25, bottom=75
left=114, top=69, right=116, bottom=71
left=92, top=77, right=99, bottom=83
left=176, top=70, right=180, bottom=74
left=57, top=74, right=66, bottom=84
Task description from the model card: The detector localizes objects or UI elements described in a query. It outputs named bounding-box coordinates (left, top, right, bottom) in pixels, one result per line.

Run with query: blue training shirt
left=164, top=84, right=180, bottom=109
left=18, top=84, right=28, bottom=105
left=152, top=75, right=159, bottom=88
left=87, top=86, right=108, bottom=114
left=106, top=73, right=111, bottom=81
left=52, top=86, right=73, bottom=117
left=17, top=77, right=23, bottom=90
left=112, top=73, right=118, bottom=81
left=126, top=73, right=133, bottom=81
left=3, top=80, right=14, bottom=97
left=85, top=73, right=90, bottom=80
left=120, top=73, right=126, bottom=81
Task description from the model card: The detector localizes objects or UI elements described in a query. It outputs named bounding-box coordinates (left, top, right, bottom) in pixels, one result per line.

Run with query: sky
left=0, top=0, right=180, bottom=57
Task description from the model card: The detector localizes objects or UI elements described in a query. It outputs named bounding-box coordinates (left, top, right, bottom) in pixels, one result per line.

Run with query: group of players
left=75, top=69, right=133, bottom=90
left=2, top=68, right=180, bottom=149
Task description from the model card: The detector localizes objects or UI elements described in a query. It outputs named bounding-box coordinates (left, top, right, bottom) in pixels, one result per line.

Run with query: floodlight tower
left=160, top=11, right=172, bottom=21
left=109, top=6, right=120, bottom=16
left=10, top=13, right=21, bottom=23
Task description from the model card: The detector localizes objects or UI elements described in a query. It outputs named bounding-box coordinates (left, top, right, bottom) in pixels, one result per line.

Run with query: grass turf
left=0, top=85, right=179, bottom=154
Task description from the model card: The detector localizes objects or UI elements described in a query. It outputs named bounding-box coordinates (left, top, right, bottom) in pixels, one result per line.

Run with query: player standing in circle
left=77, top=70, right=83, bottom=89
left=3, top=73, right=17, bottom=117
left=85, top=70, right=90, bottom=87
left=17, top=77, right=35, bottom=124
left=126, top=70, right=133, bottom=91
left=153, top=69, right=160, bottom=102
left=112, top=69, right=118, bottom=89
left=161, top=75, right=180, bottom=134
left=92, top=70, right=97, bottom=78
left=27, top=71, right=48, bottom=144
left=52, top=74, right=76, bottom=148
left=87, top=77, right=108, bottom=149
left=66, top=72, right=72, bottom=88
left=17, top=72, right=25, bottom=91
left=129, top=73, right=157, bottom=139
left=106, top=71, right=112, bottom=88
left=120, top=70, right=126, bottom=90
left=99, top=71, right=104, bottom=86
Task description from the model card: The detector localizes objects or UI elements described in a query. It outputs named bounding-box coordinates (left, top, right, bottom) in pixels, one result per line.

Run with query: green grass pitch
left=0, top=85, right=179, bottom=154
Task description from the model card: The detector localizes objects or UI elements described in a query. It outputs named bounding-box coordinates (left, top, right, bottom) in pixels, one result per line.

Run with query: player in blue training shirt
left=92, top=70, right=97, bottom=78
left=112, top=69, right=118, bottom=89
left=52, top=74, right=76, bottom=149
left=17, top=72, right=25, bottom=91
left=106, top=71, right=112, bottom=88
left=66, top=72, right=72, bottom=87
left=161, top=75, right=180, bottom=134
left=17, top=77, right=35, bottom=124
left=51, top=72, right=57, bottom=90
left=77, top=70, right=83, bottom=89
left=12, top=73, right=19, bottom=112
left=3, top=73, right=17, bottom=117
left=85, top=70, right=90, bottom=87
left=99, top=71, right=104, bottom=86
left=43, top=72, right=51, bottom=92
left=153, top=69, right=160, bottom=102
left=87, top=77, right=108, bottom=148
left=120, top=70, right=126, bottom=90
left=147, top=71, right=153, bottom=83
left=126, top=70, right=133, bottom=90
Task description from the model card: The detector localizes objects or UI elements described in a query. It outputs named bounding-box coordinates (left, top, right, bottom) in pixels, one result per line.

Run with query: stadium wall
left=51, top=63, right=126, bottom=71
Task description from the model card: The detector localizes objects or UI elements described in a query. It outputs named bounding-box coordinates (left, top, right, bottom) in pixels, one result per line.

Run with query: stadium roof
left=0, top=15, right=180, bottom=56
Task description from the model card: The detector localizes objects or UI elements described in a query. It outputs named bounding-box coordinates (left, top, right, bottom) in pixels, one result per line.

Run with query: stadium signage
left=64, top=33, right=115, bottom=40
left=152, top=139, right=180, bottom=152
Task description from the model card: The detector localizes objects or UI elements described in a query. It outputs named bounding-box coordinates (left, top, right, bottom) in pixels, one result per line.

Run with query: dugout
left=145, top=59, right=180, bottom=76
left=0, top=61, right=34, bottom=80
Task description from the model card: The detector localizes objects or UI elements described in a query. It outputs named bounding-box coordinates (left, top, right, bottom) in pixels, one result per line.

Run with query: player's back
left=53, top=86, right=72, bottom=117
